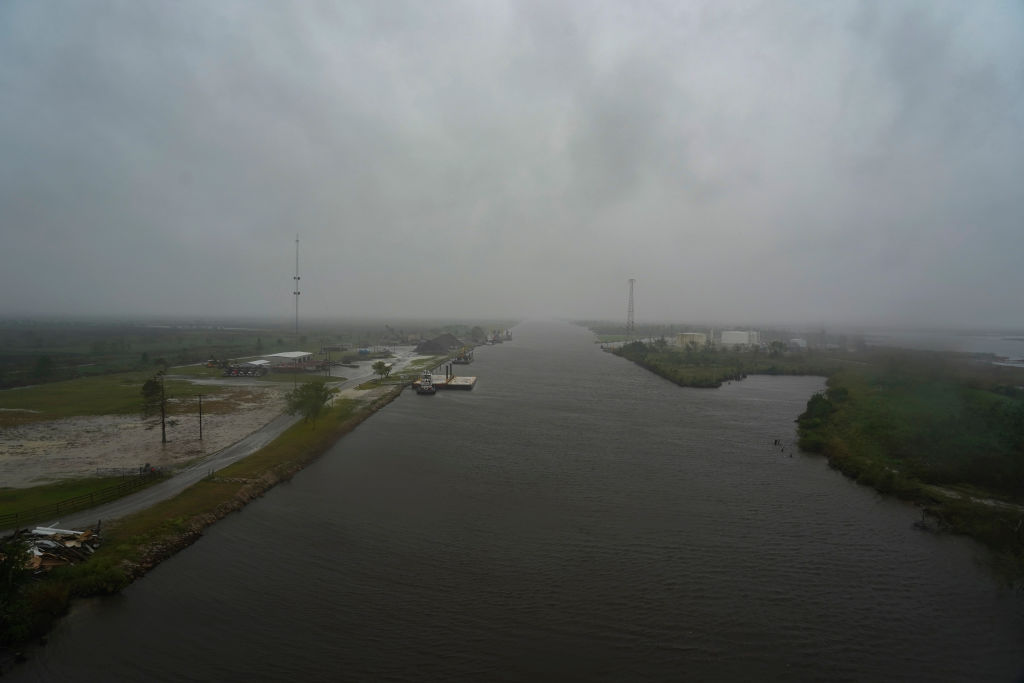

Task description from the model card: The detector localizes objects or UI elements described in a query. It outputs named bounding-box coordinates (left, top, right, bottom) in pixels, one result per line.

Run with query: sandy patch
left=0, top=386, right=288, bottom=488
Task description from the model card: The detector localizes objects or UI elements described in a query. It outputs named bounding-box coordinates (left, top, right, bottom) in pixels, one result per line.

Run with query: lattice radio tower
left=293, top=236, right=301, bottom=336
left=626, top=278, right=635, bottom=340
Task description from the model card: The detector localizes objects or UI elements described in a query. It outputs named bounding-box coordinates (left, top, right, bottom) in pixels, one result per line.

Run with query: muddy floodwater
left=0, top=387, right=286, bottom=487
left=11, top=321, right=1024, bottom=681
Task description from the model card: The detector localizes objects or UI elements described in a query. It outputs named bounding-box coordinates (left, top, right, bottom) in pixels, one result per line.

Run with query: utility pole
left=198, top=394, right=203, bottom=441
left=626, top=278, right=636, bottom=340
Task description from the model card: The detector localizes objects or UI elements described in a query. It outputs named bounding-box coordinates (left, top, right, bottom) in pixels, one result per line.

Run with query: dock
left=438, top=375, right=476, bottom=389
left=412, top=362, right=477, bottom=391
left=412, top=375, right=477, bottom=391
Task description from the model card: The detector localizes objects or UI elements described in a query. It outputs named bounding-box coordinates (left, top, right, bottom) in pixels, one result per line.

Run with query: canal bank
left=6, top=321, right=1024, bottom=681
left=0, top=383, right=405, bottom=655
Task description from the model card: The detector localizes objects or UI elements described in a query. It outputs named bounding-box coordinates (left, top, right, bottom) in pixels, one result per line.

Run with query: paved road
left=4, top=348, right=428, bottom=534
left=54, top=411, right=303, bottom=531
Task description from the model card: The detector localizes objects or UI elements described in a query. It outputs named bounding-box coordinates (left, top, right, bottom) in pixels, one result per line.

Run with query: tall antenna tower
left=293, top=236, right=301, bottom=336
left=626, top=278, right=635, bottom=340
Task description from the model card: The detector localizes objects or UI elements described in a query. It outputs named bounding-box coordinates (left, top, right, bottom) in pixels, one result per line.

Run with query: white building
left=720, top=330, right=760, bottom=348
left=263, top=351, right=314, bottom=367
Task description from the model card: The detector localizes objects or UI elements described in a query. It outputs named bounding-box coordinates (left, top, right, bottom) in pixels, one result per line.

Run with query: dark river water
left=12, top=321, right=1024, bottom=681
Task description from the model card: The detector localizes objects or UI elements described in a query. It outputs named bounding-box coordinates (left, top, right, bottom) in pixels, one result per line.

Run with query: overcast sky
left=1, top=1, right=1022, bottom=328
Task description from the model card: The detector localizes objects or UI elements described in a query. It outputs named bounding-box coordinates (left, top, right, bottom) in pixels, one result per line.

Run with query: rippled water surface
left=12, top=321, right=1024, bottom=681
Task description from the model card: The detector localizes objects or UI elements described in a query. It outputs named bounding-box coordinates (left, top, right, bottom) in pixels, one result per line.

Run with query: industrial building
left=675, top=332, right=708, bottom=348
left=263, top=351, right=314, bottom=370
left=720, top=330, right=760, bottom=348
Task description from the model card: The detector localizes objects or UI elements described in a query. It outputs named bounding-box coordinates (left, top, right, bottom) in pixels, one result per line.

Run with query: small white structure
left=789, top=338, right=808, bottom=350
left=720, top=330, right=760, bottom=348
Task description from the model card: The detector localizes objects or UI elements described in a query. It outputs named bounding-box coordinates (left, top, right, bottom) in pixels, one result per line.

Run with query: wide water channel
left=13, top=321, right=1024, bottom=681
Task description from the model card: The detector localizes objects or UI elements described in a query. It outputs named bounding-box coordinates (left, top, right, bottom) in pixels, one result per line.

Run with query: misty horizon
left=2, top=314, right=1023, bottom=342
left=2, top=2, right=1022, bottom=327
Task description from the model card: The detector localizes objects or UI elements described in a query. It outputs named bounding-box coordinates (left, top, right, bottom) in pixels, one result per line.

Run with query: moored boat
left=416, top=371, right=437, bottom=395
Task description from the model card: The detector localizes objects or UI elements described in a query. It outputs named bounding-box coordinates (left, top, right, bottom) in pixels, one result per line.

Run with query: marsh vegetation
left=608, top=332, right=1024, bottom=582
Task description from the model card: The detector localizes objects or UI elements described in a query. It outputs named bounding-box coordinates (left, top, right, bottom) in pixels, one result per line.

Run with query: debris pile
left=4, top=525, right=101, bottom=572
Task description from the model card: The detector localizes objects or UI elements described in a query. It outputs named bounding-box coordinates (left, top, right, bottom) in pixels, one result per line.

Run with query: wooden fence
left=0, top=471, right=162, bottom=531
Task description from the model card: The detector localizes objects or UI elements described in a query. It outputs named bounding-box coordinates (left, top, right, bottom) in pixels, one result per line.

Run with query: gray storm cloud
left=1, top=0, right=1021, bottom=328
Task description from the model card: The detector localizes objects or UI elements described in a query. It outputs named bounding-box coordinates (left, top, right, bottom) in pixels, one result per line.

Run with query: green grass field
left=258, top=372, right=348, bottom=384
left=0, top=476, right=141, bottom=512
left=0, top=371, right=220, bottom=426
left=0, top=361, right=355, bottom=429
left=171, top=365, right=347, bottom=384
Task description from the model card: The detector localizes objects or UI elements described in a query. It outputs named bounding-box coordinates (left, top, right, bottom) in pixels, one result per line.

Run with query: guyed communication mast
left=293, top=236, right=301, bottom=336
left=626, top=278, right=636, bottom=340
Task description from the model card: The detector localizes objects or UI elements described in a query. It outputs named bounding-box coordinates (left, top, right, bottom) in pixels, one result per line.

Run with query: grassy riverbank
left=355, top=355, right=450, bottom=390
left=796, top=361, right=1024, bottom=583
left=611, top=339, right=1024, bottom=583
left=612, top=340, right=854, bottom=388
left=0, top=385, right=404, bottom=646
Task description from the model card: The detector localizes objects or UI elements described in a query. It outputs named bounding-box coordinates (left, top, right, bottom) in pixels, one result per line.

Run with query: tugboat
left=416, top=370, right=437, bottom=395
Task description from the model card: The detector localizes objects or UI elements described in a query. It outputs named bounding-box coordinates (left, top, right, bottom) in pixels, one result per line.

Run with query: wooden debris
left=2, top=524, right=102, bottom=572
